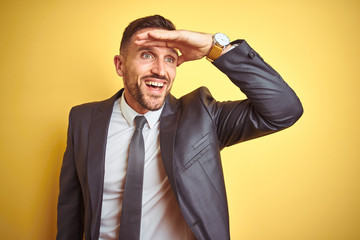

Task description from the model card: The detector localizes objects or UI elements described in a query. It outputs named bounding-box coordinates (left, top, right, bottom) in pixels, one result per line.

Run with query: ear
left=114, top=55, right=125, bottom=77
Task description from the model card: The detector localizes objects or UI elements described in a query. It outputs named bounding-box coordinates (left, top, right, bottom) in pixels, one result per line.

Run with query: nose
left=151, top=59, right=166, bottom=76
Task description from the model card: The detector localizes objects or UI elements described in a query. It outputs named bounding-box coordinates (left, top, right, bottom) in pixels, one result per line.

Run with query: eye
left=165, top=57, right=175, bottom=63
left=141, top=52, right=153, bottom=59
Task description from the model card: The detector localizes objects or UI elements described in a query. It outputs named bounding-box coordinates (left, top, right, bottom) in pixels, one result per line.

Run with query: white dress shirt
left=99, top=95, right=195, bottom=240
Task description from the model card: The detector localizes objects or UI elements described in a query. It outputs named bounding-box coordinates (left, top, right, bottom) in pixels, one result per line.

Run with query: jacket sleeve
left=57, top=108, right=84, bottom=240
left=209, top=40, right=303, bottom=149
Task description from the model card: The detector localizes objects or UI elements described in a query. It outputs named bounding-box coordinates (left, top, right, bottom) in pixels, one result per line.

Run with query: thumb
left=177, top=55, right=186, bottom=66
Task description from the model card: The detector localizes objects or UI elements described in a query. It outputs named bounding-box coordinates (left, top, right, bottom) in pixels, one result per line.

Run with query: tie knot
left=134, top=116, right=146, bottom=130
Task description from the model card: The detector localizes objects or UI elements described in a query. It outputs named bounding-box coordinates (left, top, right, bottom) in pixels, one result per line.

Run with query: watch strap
left=206, top=43, right=224, bottom=62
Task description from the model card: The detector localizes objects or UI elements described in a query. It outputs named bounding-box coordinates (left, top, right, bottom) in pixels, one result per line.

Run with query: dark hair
left=120, top=15, right=176, bottom=54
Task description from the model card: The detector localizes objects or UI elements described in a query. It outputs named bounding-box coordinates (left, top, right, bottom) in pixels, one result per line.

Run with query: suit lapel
left=87, top=90, right=123, bottom=236
left=160, top=94, right=180, bottom=197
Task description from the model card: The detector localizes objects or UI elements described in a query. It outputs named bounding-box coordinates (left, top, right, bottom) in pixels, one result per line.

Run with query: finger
left=134, top=39, right=156, bottom=45
left=136, top=31, right=152, bottom=41
left=136, top=30, right=164, bottom=41
left=135, top=39, right=176, bottom=49
left=137, top=29, right=182, bottom=42
left=148, top=30, right=181, bottom=41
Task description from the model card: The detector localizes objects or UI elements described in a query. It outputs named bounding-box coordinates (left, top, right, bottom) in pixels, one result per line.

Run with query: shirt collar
left=119, top=93, right=163, bottom=129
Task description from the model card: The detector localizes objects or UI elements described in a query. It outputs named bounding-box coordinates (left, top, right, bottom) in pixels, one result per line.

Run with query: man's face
left=114, top=28, right=178, bottom=114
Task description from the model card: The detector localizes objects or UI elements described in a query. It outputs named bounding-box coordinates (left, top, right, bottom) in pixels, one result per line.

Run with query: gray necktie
left=119, top=116, right=147, bottom=240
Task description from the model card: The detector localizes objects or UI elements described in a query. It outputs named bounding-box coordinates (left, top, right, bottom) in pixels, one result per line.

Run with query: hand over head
left=135, top=29, right=213, bottom=66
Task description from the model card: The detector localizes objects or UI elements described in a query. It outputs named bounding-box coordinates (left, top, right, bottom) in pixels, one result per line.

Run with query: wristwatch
left=206, top=33, right=230, bottom=62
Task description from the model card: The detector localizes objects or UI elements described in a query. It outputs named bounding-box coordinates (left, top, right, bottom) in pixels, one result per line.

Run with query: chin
left=142, top=98, right=165, bottom=111
left=146, top=102, right=164, bottom=111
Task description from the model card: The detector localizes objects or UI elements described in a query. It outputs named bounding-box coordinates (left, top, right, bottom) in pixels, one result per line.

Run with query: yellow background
left=1, top=0, right=359, bottom=239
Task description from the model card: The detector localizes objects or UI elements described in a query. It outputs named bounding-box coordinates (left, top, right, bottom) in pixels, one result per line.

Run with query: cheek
left=129, top=60, right=149, bottom=74
left=127, top=66, right=143, bottom=81
left=168, top=66, right=176, bottom=82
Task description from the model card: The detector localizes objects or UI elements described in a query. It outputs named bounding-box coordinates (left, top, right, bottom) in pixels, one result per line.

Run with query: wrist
left=205, top=34, right=214, bottom=56
left=206, top=33, right=230, bottom=62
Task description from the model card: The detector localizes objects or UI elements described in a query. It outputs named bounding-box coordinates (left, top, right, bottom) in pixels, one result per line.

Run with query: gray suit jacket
left=57, top=40, right=303, bottom=240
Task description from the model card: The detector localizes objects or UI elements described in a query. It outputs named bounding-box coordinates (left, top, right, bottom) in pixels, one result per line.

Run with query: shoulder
left=177, top=87, right=217, bottom=113
left=67, top=101, right=103, bottom=123
left=179, top=86, right=214, bottom=104
left=70, top=101, right=102, bottom=115
left=165, top=87, right=217, bottom=119
left=68, top=90, right=123, bottom=120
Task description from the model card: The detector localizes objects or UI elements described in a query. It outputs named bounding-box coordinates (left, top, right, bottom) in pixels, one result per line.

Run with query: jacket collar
left=87, top=89, right=123, bottom=237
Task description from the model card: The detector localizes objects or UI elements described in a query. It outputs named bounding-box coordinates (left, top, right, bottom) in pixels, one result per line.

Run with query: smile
left=145, top=80, right=164, bottom=89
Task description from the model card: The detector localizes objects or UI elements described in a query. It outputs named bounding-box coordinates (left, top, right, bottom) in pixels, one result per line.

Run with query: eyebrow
left=137, top=46, right=179, bottom=57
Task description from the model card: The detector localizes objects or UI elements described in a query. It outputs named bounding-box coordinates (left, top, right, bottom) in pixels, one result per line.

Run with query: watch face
left=214, top=33, right=230, bottom=46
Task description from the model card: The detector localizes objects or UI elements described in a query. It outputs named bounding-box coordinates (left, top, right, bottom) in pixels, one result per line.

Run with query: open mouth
left=145, top=80, right=164, bottom=89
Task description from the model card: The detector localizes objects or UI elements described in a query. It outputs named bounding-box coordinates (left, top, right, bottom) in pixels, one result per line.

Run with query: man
left=57, top=15, right=303, bottom=240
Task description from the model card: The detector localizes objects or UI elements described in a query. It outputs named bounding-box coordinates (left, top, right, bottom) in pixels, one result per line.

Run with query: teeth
left=145, top=81, right=164, bottom=87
